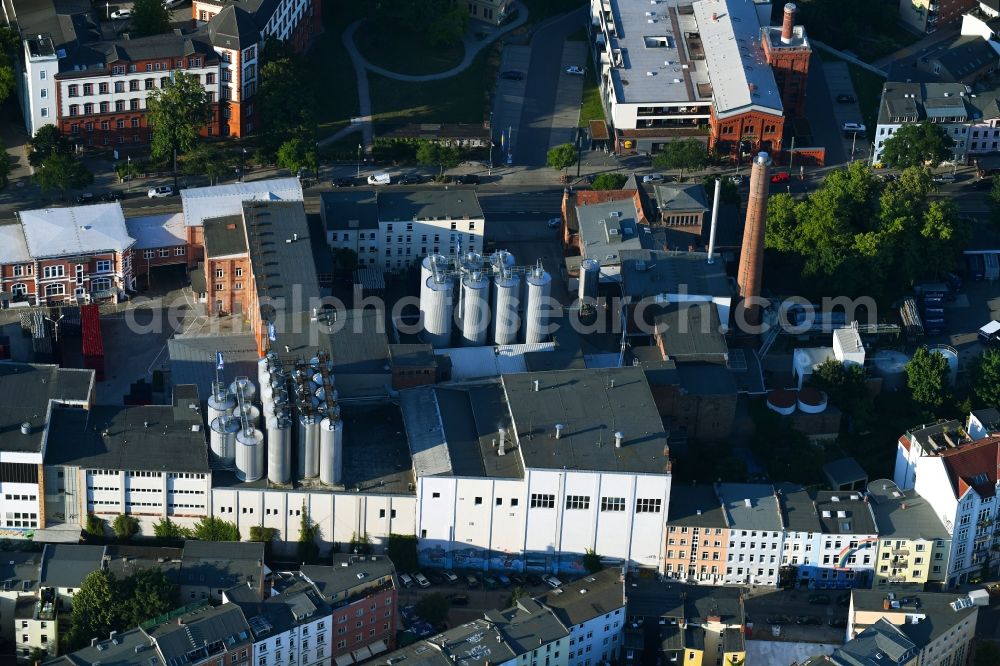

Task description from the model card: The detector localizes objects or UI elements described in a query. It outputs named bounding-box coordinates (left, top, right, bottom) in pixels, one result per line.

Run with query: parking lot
left=744, top=588, right=850, bottom=644
left=822, top=61, right=869, bottom=163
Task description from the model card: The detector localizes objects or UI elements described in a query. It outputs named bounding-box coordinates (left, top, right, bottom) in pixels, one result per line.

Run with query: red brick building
left=761, top=4, right=812, bottom=119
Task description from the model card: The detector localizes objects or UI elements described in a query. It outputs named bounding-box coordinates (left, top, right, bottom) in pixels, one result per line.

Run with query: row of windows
left=106, top=58, right=205, bottom=77
left=214, top=268, right=245, bottom=278
left=10, top=265, right=33, bottom=277
left=215, top=282, right=243, bottom=291
left=3, top=494, right=37, bottom=502
left=143, top=247, right=187, bottom=259
left=526, top=494, right=661, bottom=513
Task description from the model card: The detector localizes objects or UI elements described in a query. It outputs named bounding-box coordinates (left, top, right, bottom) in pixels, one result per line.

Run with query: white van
left=399, top=573, right=414, bottom=588
left=367, top=173, right=391, bottom=186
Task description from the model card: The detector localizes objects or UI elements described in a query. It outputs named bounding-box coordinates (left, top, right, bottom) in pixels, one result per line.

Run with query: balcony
left=892, top=549, right=910, bottom=557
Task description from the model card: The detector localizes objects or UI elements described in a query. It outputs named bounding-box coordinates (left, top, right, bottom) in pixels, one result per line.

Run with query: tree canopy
left=387, top=534, right=419, bottom=573
left=367, top=0, right=468, bottom=47
left=591, top=173, right=627, bottom=190
left=972, top=349, right=1000, bottom=410
left=153, top=516, right=189, bottom=540
left=546, top=143, right=577, bottom=173
left=653, top=139, right=708, bottom=179
left=416, top=142, right=461, bottom=175
left=764, top=163, right=969, bottom=301
left=258, top=48, right=315, bottom=152
left=276, top=137, right=319, bottom=176
left=36, top=152, right=93, bottom=195
left=132, top=0, right=171, bottom=36
left=298, top=502, right=320, bottom=564
left=811, top=359, right=871, bottom=426
left=182, top=144, right=236, bottom=185
left=880, top=122, right=955, bottom=169
left=906, top=347, right=952, bottom=413
left=146, top=72, right=211, bottom=161
left=112, top=514, right=140, bottom=541
left=190, top=516, right=240, bottom=541
left=0, top=26, right=19, bottom=105
left=28, top=125, right=70, bottom=168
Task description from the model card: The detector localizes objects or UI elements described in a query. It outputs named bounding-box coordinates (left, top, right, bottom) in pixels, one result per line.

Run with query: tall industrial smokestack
left=736, top=152, right=772, bottom=327
left=707, top=178, right=721, bottom=264
left=781, top=3, right=797, bottom=44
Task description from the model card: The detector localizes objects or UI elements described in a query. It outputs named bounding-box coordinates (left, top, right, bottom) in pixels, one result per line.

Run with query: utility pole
left=788, top=135, right=796, bottom=178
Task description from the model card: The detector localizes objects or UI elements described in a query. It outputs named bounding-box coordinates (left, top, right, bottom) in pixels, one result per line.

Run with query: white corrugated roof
left=0, top=222, right=29, bottom=263
left=399, top=387, right=453, bottom=477
left=434, top=343, right=555, bottom=381
left=19, top=203, right=134, bottom=258
left=126, top=213, right=186, bottom=250
left=692, top=0, right=783, bottom=118
left=181, top=178, right=303, bottom=227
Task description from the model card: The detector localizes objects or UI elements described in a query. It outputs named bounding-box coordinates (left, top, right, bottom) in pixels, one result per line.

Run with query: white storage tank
left=524, top=265, right=552, bottom=344
left=797, top=387, right=828, bottom=414
left=489, top=250, right=516, bottom=272
left=257, top=357, right=271, bottom=388
left=872, top=349, right=911, bottom=392
left=421, top=274, right=454, bottom=348
left=319, top=414, right=344, bottom=485
left=209, top=415, right=240, bottom=468
left=298, top=413, right=320, bottom=479
left=492, top=272, right=521, bottom=345
left=420, top=254, right=448, bottom=303
left=461, top=272, right=490, bottom=346
left=578, top=258, right=600, bottom=301
left=766, top=389, right=797, bottom=416
left=207, top=383, right=235, bottom=425
left=233, top=402, right=260, bottom=429
left=266, top=414, right=292, bottom=485
left=228, top=377, right=256, bottom=403
left=927, top=345, right=959, bottom=385
left=235, top=427, right=264, bottom=482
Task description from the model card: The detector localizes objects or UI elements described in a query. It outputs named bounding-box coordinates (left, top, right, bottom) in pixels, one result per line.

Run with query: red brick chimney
left=736, top=152, right=772, bottom=327
left=781, top=3, right=797, bottom=44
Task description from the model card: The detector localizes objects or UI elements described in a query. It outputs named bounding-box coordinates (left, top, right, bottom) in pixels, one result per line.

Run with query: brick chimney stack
left=736, top=152, right=772, bottom=327
left=781, top=3, right=797, bottom=44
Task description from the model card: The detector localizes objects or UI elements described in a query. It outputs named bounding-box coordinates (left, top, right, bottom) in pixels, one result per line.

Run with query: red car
left=770, top=171, right=790, bottom=184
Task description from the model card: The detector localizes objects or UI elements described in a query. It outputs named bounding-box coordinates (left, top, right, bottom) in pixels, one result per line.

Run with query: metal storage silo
left=489, top=250, right=516, bottom=272
left=460, top=272, right=490, bottom=346
left=234, top=402, right=260, bottom=428
left=207, top=383, right=235, bottom=425
left=319, top=414, right=344, bottom=485
left=421, top=274, right=454, bottom=348
left=235, top=427, right=264, bottom=482
left=297, top=413, right=320, bottom=479
left=492, top=272, right=520, bottom=345
left=579, top=258, right=600, bottom=302
left=228, top=377, right=256, bottom=403
left=257, top=357, right=271, bottom=388
left=524, top=265, right=552, bottom=344
left=266, top=414, right=292, bottom=485
left=421, top=254, right=448, bottom=304
left=209, top=415, right=240, bottom=468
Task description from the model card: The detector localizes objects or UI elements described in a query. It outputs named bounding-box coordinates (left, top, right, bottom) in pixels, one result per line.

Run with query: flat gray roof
left=268, top=309, right=389, bottom=377
left=620, top=249, right=730, bottom=299
left=0, top=363, right=93, bottom=456
left=180, top=541, right=265, bottom=592
left=377, top=190, right=484, bottom=221
left=577, top=199, right=652, bottom=265
left=300, top=555, right=396, bottom=601
left=866, top=479, right=950, bottom=540
left=717, top=483, right=783, bottom=531
left=654, top=304, right=729, bottom=361
left=535, top=568, right=625, bottom=627
left=667, top=484, right=728, bottom=528
left=627, top=579, right=744, bottom=623
left=247, top=201, right=323, bottom=309
left=775, top=483, right=822, bottom=533
left=321, top=191, right=379, bottom=231
left=48, top=627, right=156, bottom=666
left=851, top=590, right=980, bottom=649
left=814, top=491, right=878, bottom=535
left=203, top=214, right=247, bottom=259
left=653, top=183, right=709, bottom=213
left=40, top=544, right=105, bottom=589
left=503, top=367, right=671, bottom=474
left=692, top=0, right=782, bottom=117
left=168, top=334, right=260, bottom=401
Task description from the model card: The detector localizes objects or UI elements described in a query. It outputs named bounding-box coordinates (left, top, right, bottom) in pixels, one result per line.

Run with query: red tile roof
left=898, top=435, right=910, bottom=453
left=940, top=436, right=1000, bottom=499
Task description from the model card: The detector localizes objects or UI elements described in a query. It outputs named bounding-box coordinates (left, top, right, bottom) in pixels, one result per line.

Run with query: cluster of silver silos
left=289, top=351, right=344, bottom=486
left=260, top=353, right=292, bottom=485
left=208, top=376, right=265, bottom=482
left=418, top=251, right=553, bottom=349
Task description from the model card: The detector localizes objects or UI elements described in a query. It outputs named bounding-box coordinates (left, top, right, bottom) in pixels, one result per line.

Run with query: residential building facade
left=872, top=82, right=974, bottom=165
left=717, top=483, right=785, bottom=587
left=867, top=480, right=952, bottom=588
left=664, top=484, right=730, bottom=585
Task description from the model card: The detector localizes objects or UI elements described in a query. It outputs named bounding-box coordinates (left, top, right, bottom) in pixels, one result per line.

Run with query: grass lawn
left=579, top=59, right=605, bottom=128
left=310, top=0, right=363, bottom=139
left=369, top=49, right=493, bottom=127
left=354, top=22, right=465, bottom=76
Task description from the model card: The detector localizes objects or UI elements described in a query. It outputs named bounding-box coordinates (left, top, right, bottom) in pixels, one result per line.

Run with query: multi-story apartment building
left=589, top=0, right=801, bottom=158
left=410, top=367, right=672, bottom=574
left=2, top=204, right=136, bottom=305
left=323, top=190, right=485, bottom=272
left=17, top=0, right=319, bottom=143
left=901, top=0, right=977, bottom=34
left=203, top=213, right=253, bottom=315
left=847, top=590, right=979, bottom=666
left=872, top=82, right=973, bottom=165
left=145, top=603, right=255, bottom=666
left=44, top=385, right=212, bottom=534
left=717, top=483, right=784, bottom=586
left=664, top=484, right=730, bottom=585
left=535, top=569, right=626, bottom=666
left=867, top=480, right=952, bottom=588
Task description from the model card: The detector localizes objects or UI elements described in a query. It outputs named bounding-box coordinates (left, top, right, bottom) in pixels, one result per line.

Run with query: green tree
left=0, top=143, right=11, bottom=187
left=369, top=0, right=468, bottom=48
left=64, top=570, right=119, bottom=650
left=119, top=568, right=176, bottom=627
left=146, top=72, right=211, bottom=188
left=153, top=516, right=189, bottom=540
left=703, top=175, right=738, bottom=204
left=415, top=593, right=450, bottom=624
left=880, top=122, right=955, bottom=169
left=427, top=6, right=468, bottom=47
left=249, top=526, right=280, bottom=559
left=546, top=143, right=577, bottom=175
left=582, top=548, right=604, bottom=574
left=387, top=534, right=419, bottom=573
left=416, top=142, right=461, bottom=176
left=27, top=647, right=46, bottom=665
left=191, top=516, right=240, bottom=541
left=907, top=347, right=952, bottom=412
left=132, top=0, right=171, bottom=36
left=112, top=514, right=140, bottom=541
left=258, top=54, right=315, bottom=150
left=348, top=531, right=373, bottom=555
left=28, top=125, right=70, bottom=168
left=36, top=152, right=93, bottom=196
left=85, top=514, right=105, bottom=537
left=182, top=144, right=236, bottom=185
left=298, top=502, right=320, bottom=564
left=503, top=586, right=529, bottom=608
left=812, top=359, right=871, bottom=425
left=591, top=173, right=627, bottom=190
left=276, top=137, right=319, bottom=177
left=972, top=349, right=1000, bottom=409
left=652, top=139, right=708, bottom=180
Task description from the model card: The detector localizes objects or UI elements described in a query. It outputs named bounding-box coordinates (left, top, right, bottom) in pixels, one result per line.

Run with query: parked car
left=796, top=616, right=821, bottom=625
left=483, top=575, right=500, bottom=589
left=165, top=0, right=185, bottom=7
left=497, top=573, right=511, bottom=587
left=642, top=173, right=664, bottom=183
left=841, top=122, right=866, bottom=135
left=414, top=572, right=431, bottom=589
left=836, top=94, right=857, bottom=103
left=110, top=8, right=132, bottom=19
left=368, top=172, right=391, bottom=186
left=728, top=174, right=743, bottom=185
left=980, top=320, right=1000, bottom=346
left=500, top=70, right=525, bottom=81
left=447, top=593, right=469, bottom=606
left=100, top=191, right=124, bottom=201
left=508, top=574, right=525, bottom=586
left=548, top=217, right=561, bottom=228
left=424, top=570, right=445, bottom=585
left=465, top=574, right=480, bottom=589
left=541, top=574, right=563, bottom=589
left=456, top=174, right=480, bottom=185
left=808, top=593, right=831, bottom=605
left=399, top=573, right=415, bottom=589
left=770, top=171, right=790, bottom=184
left=526, top=574, right=543, bottom=586
left=933, top=172, right=956, bottom=183
left=565, top=66, right=585, bottom=75
left=147, top=185, right=173, bottom=198
left=332, top=177, right=358, bottom=187
left=76, top=193, right=95, bottom=204
left=443, top=570, right=460, bottom=584
left=396, top=175, right=423, bottom=185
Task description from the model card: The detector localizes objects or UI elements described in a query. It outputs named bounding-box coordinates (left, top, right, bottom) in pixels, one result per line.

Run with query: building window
left=43, top=265, right=65, bottom=279
left=69, top=104, right=79, bottom=116
left=601, top=497, right=626, bottom=512
left=530, top=494, right=555, bottom=509
left=143, top=250, right=155, bottom=259
left=566, top=495, right=590, bottom=510
left=215, top=269, right=224, bottom=278
left=636, top=498, right=662, bottom=513
left=96, top=260, right=112, bottom=272
left=68, top=84, right=79, bottom=97
left=45, top=284, right=65, bottom=297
